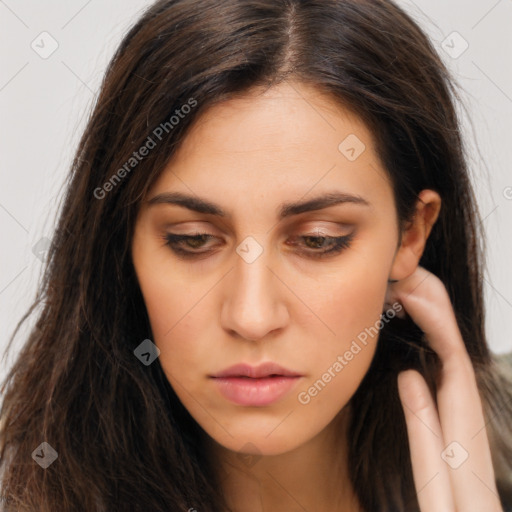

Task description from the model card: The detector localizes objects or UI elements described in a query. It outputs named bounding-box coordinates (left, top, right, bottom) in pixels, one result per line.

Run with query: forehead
left=147, top=81, right=394, bottom=220
left=176, top=81, right=370, bottom=158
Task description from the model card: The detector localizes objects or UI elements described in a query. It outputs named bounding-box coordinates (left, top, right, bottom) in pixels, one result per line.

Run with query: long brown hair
left=1, top=0, right=511, bottom=510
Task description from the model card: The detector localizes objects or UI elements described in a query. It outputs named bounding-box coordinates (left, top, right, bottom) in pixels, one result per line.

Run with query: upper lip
left=210, top=362, right=303, bottom=379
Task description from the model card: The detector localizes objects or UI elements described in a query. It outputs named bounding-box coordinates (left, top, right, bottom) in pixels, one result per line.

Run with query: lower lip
left=211, top=376, right=302, bottom=406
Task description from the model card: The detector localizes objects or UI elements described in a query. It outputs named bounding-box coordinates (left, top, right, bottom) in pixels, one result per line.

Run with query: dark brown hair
left=1, top=0, right=511, bottom=510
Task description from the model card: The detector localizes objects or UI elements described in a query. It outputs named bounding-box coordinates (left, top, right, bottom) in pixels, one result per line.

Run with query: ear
left=389, top=189, right=442, bottom=280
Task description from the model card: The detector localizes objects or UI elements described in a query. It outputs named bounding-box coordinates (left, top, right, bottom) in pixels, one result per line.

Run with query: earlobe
left=389, top=189, right=441, bottom=281
left=389, top=245, right=420, bottom=281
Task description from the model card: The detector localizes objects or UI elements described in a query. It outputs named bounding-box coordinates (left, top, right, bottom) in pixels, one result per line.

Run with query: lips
left=209, top=363, right=303, bottom=406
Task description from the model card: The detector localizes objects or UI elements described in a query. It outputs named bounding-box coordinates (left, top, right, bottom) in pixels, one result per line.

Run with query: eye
left=162, top=233, right=217, bottom=256
left=162, top=231, right=355, bottom=259
left=289, top=232, right=355, bottom=258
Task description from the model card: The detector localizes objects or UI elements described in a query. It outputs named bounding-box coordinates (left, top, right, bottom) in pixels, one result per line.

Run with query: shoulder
left=496, top=351, right=512, bottom=364
left=492, top=350, right=512, bottom=373
left=490, top=350, right=512, bottom=511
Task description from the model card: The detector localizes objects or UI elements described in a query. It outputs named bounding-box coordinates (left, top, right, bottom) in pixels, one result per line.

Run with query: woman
left=1, top=0, right=511, bottom=510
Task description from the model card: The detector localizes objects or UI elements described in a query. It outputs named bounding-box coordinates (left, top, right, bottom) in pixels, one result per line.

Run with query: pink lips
left=210, top=363, right=303, bottom=406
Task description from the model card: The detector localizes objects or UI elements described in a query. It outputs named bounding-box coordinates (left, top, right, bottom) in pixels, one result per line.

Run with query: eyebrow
left=146, top=191, right=371, bottom=220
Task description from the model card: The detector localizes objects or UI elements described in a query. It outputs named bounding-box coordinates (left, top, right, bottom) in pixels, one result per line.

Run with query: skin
left=389, top=269, right=503, bottom=512
left=131, top=81, right=502, bottom=511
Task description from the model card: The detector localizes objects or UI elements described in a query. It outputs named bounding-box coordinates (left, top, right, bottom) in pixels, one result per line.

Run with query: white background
left=1, top=0, right=511, bottom=386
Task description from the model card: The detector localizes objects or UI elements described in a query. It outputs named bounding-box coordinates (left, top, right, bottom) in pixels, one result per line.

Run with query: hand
left=385, top=265, right=503, bottom=512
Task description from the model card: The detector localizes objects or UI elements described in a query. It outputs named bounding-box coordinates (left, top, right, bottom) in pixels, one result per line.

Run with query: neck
left=204, top=406, right=362, bottom=512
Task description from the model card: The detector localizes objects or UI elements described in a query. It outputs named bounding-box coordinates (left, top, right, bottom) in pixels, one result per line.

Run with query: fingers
left=391, top=266, right=503, bottom=511
left=385, top=266, right=468, bottom=364
left=435, top=347, right=502, bottom=511
left=398, top=369, right=454, bottom=512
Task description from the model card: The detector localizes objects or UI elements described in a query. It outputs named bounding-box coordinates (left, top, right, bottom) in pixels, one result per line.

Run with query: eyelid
left=299, top=225, right=349, bottom=236
left=162, top=224, right=350, bottom=241
left=291, top=224, right=354, bottom=242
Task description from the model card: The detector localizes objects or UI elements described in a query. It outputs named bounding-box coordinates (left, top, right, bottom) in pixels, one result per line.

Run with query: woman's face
left=131, top=81, right=400, bottom=456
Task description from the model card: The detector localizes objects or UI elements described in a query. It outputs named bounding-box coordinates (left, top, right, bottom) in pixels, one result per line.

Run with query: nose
left=220, top=246, right=289, bottom=342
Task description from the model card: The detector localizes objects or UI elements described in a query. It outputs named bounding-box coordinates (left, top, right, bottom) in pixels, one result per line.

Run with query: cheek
left=135, top=270, right=208, bottom=374
left=301, top=251, right=390, bottom=352
left=294, top=264, right=388, bottom=410
left=131, top=238, right=199, bottom=368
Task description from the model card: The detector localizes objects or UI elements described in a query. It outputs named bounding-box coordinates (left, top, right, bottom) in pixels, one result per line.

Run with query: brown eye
left=290, top=233, right=355, bottom=258
left=163, top=233, right=216, bottom=255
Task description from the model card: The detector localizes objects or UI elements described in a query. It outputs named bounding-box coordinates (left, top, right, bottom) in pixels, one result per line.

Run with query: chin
left=198, top=411, right=335, bottom=458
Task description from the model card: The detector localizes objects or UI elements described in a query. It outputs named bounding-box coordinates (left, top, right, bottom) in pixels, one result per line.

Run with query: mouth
left=209, top=362, right=303, bottom=406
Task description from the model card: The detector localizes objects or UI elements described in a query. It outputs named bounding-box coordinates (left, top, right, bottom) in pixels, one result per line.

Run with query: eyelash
left=162, top=231, right=355, bottom=259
